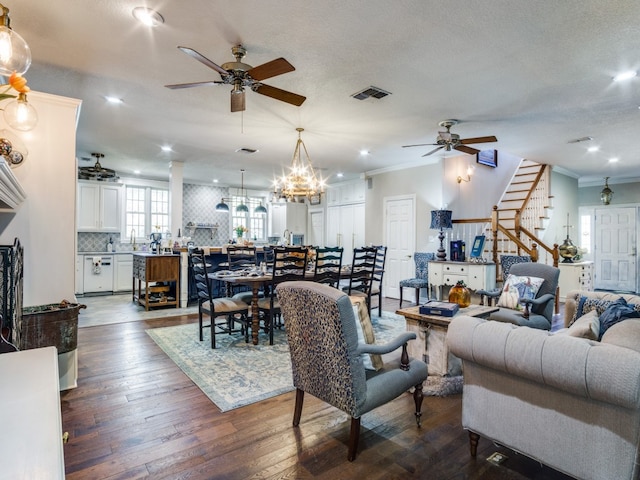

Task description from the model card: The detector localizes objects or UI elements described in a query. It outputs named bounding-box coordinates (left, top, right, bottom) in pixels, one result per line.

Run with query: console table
left=133, top=253, right=181, bottom=310
left=558, top=261, right=593, bottom=301
left=428, top=260, right=496, bottom=300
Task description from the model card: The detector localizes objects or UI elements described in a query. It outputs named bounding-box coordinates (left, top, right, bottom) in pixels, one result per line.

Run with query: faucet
left=131, top=229, right=138, bottom=251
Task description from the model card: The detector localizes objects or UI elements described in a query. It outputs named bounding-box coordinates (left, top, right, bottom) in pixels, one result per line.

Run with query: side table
left=396, top=304, right=498, bottom=376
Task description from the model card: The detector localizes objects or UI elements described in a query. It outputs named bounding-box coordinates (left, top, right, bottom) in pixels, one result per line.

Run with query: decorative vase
left=559, top=236, right=578, bottom=263
left=449, top=281, right=471, bottom=308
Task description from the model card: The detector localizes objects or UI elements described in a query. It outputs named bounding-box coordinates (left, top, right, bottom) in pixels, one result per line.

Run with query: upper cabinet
left=326, top=180, right=365, bottom=206
left=77, top=181, right=123, bottom=232
left=269, top=202, right=307, bottom=237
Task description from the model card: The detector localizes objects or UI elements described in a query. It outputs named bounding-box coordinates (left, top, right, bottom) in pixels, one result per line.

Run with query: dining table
left=211, top=265, right=354, bottom=345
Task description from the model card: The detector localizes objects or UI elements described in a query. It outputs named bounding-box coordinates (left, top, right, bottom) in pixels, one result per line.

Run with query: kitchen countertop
left=78, top=251, right=135, bottom=255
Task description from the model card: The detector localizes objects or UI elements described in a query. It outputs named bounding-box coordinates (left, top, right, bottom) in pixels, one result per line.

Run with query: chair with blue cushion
left=399, top=252, right=435, bottom=307
left=477, top=254, right=531, bottom=306
left=276, top=281, right=428, bottom=461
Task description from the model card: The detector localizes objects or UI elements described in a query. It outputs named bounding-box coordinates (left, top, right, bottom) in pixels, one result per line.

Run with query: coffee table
left=396, top=304, right=498, bottom=376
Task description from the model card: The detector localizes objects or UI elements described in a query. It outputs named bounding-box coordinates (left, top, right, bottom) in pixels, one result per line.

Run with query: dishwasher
left=83, top=255, right=114, bottom=293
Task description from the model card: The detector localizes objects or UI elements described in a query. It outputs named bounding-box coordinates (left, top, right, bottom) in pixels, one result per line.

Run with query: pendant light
left=600, top=177, right=613, bottom=205
left=215, top=199, right=230, bottom=212
left=0, top=4, right=31, bottom=76
left=236, top=169, right=249, bottom=213
left=254, top=202, right=267, bottom=214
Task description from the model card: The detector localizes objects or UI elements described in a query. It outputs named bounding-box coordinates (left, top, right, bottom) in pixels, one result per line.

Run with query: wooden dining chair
left=190, top=249, right=250, bottom=348
left=226, top=245, right=258, bottom=301
left=369, top=245, right=387, bottom=317
left=313, top=246, right=344, bottom=288
left=344, top=246, right=378, bottom=316
left=258, top=246, right=308, bottom=345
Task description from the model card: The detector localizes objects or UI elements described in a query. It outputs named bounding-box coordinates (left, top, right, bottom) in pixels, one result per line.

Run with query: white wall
left=0, top=91, right=81, bottom=307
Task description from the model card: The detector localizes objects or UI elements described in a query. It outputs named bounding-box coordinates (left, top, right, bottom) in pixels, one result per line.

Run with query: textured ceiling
left=11, top=0, right=640, bottom=189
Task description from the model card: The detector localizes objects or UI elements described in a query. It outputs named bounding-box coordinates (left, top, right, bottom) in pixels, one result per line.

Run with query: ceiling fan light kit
left=166, top=44, right=306, bottom=113
left=403, top=119, right=498, bottom=158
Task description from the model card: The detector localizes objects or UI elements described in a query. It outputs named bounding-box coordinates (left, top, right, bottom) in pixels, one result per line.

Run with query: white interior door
left=594, top=207, right=637, bottom=292
left=308, top=209, right=324, bottom=246
left=384, top=195, right=416, bottom=299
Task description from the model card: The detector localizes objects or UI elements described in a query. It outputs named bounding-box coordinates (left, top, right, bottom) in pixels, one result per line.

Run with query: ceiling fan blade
left=422, top=146, right=445, bottom=157
left=402, top=143, right=438, bottom=148
left=253, top=84, right=306, bottom=106
left=165, top=81, right=223, bottom=89
left=177, top=46, right=229, bottom=76
left=231, top=89, right=246, bottom=112
left=460, top=135, right=498, bottom=145
left=454, top=145, right=480, bottom=155
left=248, top=58, right=295, bottom=81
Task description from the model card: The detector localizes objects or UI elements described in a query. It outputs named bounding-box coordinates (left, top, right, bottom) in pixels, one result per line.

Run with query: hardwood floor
left=61, top=297, right=571, bottom=479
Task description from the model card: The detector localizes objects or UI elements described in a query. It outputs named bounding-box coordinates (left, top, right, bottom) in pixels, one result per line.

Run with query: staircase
left=451, top=159, right=559, bottom=279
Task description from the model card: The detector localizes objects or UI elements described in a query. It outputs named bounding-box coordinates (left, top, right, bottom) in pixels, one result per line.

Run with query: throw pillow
left=351, top=297, right=383, bottom=370
left=598, top=297, right=640, bottom=340
left=567, top=310, right=600, bottom=340
left=497, top=275, right=545, bottom=310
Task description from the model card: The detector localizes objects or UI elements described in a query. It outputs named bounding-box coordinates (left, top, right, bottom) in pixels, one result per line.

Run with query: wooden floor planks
left=60, top=298, right=571, bottom=479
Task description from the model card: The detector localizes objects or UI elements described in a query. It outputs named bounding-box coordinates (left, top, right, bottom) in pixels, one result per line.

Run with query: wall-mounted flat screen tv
left=477, top=149, right=498, bottom=168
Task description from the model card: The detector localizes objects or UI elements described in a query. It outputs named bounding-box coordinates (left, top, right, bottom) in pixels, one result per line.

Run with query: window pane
left=580, top=214, right=591, bottom=253
left=125, top=187, right=146, bottom=237
left=150, top=188, right=169, bottom=233
left=230, top=195, right=266, bottom=241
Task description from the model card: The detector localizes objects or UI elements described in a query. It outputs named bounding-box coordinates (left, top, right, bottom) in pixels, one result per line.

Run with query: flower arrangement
left=235, top=225, right=248, bottom=237
left=0, top=71, right=30, bottom=101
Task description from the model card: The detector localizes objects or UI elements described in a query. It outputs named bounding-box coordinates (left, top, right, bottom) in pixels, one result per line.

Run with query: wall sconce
left=457, top=165, right=475, bottom=184
left=0, top=3, right=31, bottom=76
left=600, top=177, right=613, bottom=205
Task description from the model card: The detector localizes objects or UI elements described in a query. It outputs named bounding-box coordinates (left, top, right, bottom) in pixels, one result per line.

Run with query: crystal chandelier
left=273, top=128, right=325, bottom=201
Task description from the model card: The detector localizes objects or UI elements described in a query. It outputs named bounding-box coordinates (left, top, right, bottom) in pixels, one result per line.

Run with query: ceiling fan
left=165, top=45, right=306, bottom=112
left=403, top=119, right=497, bottom=157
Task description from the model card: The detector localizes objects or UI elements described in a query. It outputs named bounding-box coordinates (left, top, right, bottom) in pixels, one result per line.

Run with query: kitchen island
left=133, top=253, right=181, bottom=311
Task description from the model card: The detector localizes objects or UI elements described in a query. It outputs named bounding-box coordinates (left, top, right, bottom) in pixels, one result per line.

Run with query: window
left=124, top=185, right=170, bottom=241
left=579, top=213, right=591, bottom=254
left=230, top=195, right=267, bottom=241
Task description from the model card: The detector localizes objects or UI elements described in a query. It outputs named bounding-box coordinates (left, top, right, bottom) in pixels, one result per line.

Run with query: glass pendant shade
left=0, top=6, right=32, bottom=76
left=3, top=92, right=37, bottom=131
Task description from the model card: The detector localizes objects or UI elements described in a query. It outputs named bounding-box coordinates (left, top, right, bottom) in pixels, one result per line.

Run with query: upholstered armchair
left=399, top=252, right=435, bottom=307
left=482, top=262, right=560, bottom=330
left=477, top=254, right=531, bottom=305
left=276, top=281, right=428, bottom=461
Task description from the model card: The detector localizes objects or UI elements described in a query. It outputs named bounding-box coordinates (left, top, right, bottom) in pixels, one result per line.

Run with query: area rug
left=147, top=311, right=459, bottom=411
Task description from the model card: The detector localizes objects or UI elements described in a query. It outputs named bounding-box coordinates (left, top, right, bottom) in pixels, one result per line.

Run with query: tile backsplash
left=78, top=183, right=233, bottom=252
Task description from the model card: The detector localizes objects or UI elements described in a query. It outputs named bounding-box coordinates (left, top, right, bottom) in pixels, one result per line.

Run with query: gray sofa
left=447, top=289, right=640, bottom=480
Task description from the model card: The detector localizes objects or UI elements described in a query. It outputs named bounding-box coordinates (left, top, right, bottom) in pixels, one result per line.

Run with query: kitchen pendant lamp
left=236, top=169, right=249, bottom=213
left=215, top=199, right=230, bottom=212
left=255, top=203, right=267, bottom=214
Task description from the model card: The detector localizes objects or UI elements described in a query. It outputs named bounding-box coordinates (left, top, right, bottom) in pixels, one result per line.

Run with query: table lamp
left=430, top=209, right=453, bottom=261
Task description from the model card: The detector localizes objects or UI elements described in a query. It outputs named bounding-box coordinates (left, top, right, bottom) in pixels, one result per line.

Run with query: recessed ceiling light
left=337, top=173, right=344, bottom=178
left=613, top=70, right=637, bottom=82
left=360, top=149, right=370, bottom=156
left=587, top=146, right=599, bottom=153
left=608, top=157, right=619, bottom=163
left=132, top=7, right=164, bottom=27
left=213, top=179, right=219, bottom=183
left=105, top=96, right=123, bottom=104
left=161, top=145, right=172, bottom=152
left=133, top=170, right=141, bottom=175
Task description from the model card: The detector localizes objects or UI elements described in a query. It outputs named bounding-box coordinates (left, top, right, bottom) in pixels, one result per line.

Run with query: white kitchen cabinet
left=75, top=254, right=84, bottom=294
left=77, top=181, right=122, bottom=232
left=114, top=253, right=134, bottom=292
left=558, top=261, right=593, bottom=301
left=326, top=180, right=366, bottom=206
left=269, top=202, right=307, bottom=237
left=326, top=203, right=365, bottom=251
left=428, top=261, right=496, bottom=300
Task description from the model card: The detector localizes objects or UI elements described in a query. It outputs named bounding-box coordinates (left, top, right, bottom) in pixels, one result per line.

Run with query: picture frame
left=477, top=149, right=498, bottom=168
left=308, top=193, right=321, bottom=205
left=470, top=235, right=486, bottom=258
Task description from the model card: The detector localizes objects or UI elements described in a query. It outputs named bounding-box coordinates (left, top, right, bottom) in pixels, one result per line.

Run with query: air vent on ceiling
left=568, top=136, right=593, bottom=144
left=351, top=86, right=392, bottom=100
left=235, top=148, right=259, bottom=154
